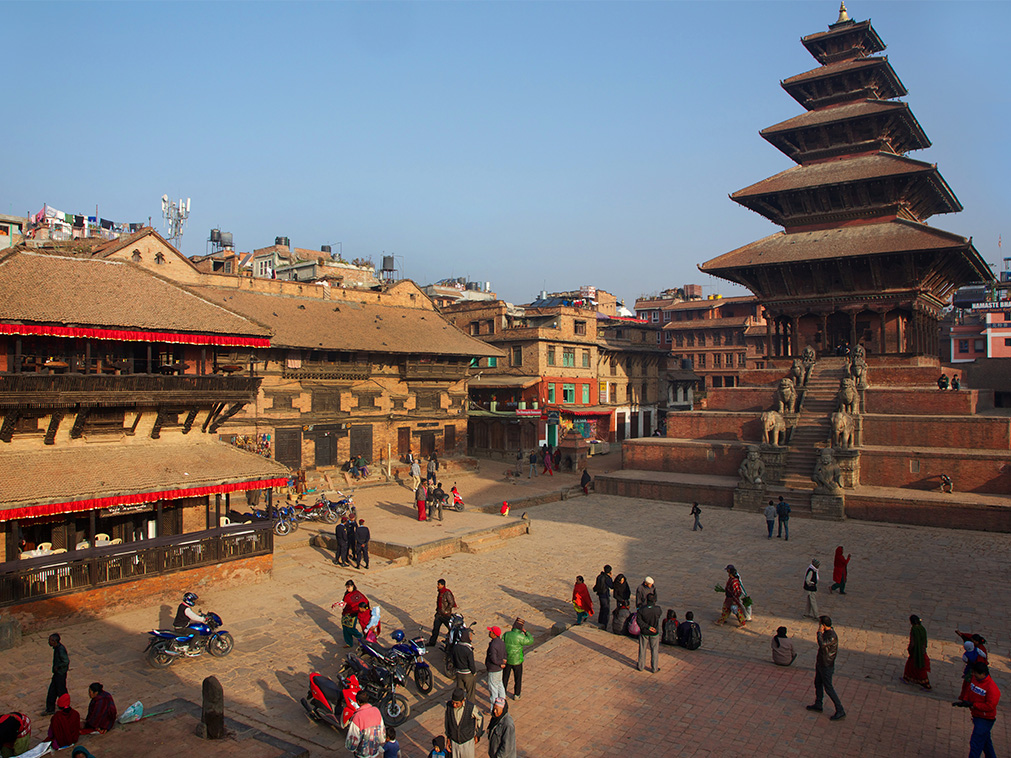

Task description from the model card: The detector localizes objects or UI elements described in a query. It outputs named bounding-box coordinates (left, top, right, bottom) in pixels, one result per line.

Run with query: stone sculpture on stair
left=761, top=410, right=787, bottom=447
left=836, top=377, right=859, bottom=415
left=738, top=447, right=765, bottom=486
left=800, top=346, right=816, bottom=386
left=812, top=448, right=843, bottom=493
left=776, top=378, right=797, bottom=414
left=831, top=411, right=855, bottom=449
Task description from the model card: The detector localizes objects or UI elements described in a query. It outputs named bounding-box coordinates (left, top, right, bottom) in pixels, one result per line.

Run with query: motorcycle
left=441, top=614, right=476, bottom=677
left=292, top=496, right=339, bottom=524
left=339, top=653, right=410, bottom=726
left=359, top=631, right=433, bottom=694
left=301, top=669, right=362, bottom=732
left=449, top=490, right=465, bottom=512
left=330, top=491, right=357, bottom=521
left=144, top=611, right=234, bottom=668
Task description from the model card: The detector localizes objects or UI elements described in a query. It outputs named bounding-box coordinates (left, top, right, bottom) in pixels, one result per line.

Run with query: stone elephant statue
left=761, top=410, right=787, bottom=446
left=831, top=411, right=855, bottom=449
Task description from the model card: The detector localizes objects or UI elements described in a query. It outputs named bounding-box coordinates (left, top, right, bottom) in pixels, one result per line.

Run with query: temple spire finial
left=836, top=1, right=851, bottom=24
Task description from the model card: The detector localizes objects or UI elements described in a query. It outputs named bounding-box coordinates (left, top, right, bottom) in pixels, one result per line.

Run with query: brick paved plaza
left=2, top=461, right=1007, bottom=757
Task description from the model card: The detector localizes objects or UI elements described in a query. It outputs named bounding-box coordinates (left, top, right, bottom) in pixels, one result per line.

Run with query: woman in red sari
left=572, top=576, right=594, bottom=625
left=829, top=546, right=851, bottom=594
left=332, top=580, right=368, bottom=648
left=901, top=614, right=931, bottom=690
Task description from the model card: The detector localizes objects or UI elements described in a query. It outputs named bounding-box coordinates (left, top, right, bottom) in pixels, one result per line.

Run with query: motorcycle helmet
left=392, top=629, right=405, bottom=642
left=183, top=592, right=198, bottom=607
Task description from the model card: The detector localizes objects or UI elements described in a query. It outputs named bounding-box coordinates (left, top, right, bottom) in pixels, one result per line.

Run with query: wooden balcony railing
left=0, top=373, right=262, bottom=407
left=282, top=363, right=371, bottom=381
left=0, top=523, right=272, bottom=606
left=402, top=361, right=470, bottom=381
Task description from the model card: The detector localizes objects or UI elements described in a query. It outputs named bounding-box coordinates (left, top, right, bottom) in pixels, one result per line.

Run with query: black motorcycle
left=339, top=653, right=410, bottom=726
left=359, top=632, right=433, bottom=694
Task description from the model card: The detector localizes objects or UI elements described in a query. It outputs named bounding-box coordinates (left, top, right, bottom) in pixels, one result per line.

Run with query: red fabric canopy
left=0, top=477, right=288, bottom=522
left=0, top=323, right=270, bottom=348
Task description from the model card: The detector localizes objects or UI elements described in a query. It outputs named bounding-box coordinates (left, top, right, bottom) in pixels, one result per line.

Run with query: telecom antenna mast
left=161, top=194, right=191, bottom=249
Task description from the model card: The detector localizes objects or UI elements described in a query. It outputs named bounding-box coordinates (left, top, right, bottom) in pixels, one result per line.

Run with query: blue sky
left=3, top=1, right=1008, bottom=306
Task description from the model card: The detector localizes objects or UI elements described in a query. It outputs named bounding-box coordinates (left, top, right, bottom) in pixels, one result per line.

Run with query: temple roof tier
left=782, top=57, right=906, bottom=110
left=761, top=99, right=930, bottom=163
left=801, top=17, right=885, bottom=65
left=731, top=153, right=961, bottom=227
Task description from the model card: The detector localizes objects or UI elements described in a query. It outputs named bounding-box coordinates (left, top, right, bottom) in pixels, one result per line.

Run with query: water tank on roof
left=210, top=228, right=221, bottom=243
left=220, top=232, right=233, bottom=248
left=275, top=236, right=290, bottom=247
left=382, top=256, right=395, bottom=271
left=484, top=282, right=491, bottom=292
left=321, top=244, right=332, bottom=254
left=465, top=281, right=480, bottom=291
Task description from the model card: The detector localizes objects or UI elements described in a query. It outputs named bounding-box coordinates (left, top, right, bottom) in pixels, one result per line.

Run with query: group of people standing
left=333, top=516, right=371, bottom=569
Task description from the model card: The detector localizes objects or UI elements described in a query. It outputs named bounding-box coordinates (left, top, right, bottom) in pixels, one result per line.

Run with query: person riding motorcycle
left=173, top=592, right=206, bottom=630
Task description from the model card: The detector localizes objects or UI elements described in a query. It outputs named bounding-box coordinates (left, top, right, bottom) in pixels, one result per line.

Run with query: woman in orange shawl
left=572, top=576, right=594, bottom=625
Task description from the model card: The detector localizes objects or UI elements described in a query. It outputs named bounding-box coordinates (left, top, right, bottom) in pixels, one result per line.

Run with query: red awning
left=0, top=323, right=270, bottom=348
left=0, top=477, right=288, bottom=522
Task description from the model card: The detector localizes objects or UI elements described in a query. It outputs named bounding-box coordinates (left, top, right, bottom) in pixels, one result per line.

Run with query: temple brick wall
left=859, top=448, right=1011, bottom=493
left=622, top=439, right=745, bottom=478
left=699, top=387, right=778, bottom=412
left=845, top=497, right=1011, bottom=532
left=862, top=415, right=1011, bottom=450
left=863, top=388, right=993, bottom=415
left=665, top=413, right=761, bottom=442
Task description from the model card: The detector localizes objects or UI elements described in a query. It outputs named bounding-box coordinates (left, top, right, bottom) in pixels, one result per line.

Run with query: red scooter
left=301, top=670, right=362, bottom=732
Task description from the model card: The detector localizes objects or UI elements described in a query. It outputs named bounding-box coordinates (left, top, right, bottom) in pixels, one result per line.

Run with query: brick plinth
left=862, top=414, right=1010, bottom=449
left=596, top=474, right=735, bottom=508
left=664, top=413, right=762, bottom=443
left=845, top=494, right=1011, bottom=532
left=700, top=387, right=779, bottom=412
left=859, top=446, right=1011, bottom=493
left=864, top=388, right=994, bottom=415
left=621, top=439, right=747, bottom=477
left=1, top=553, right=273, bottom=633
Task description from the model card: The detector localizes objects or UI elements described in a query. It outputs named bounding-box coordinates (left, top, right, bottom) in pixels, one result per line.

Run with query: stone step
left=461, top=534, right=512, bottom=554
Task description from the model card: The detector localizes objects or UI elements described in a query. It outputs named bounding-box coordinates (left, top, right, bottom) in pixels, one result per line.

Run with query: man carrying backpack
left=777, top=496, right=791, bottom=540
left=676, top=611, right=702, bottom=650
left=593, top=565, right=613, bottom=631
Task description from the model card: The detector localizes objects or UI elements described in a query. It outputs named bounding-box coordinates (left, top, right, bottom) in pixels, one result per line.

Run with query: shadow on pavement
left=498, top=584, right=571, bottom=627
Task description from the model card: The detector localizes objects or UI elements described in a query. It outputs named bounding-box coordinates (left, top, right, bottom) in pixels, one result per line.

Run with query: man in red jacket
left=956, top=660, right=1000, bottom=758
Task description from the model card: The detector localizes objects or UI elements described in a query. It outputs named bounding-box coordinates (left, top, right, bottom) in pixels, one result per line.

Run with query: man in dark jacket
left=452, top=628, right=477, bottom=701
left=485, top=626, right=507, bottom=709
left=445, top=687, right=483, bottom=756
left=487, top=697, right=516, bottom=758
left=333, top=516, right=349, bottom=566
left=637, top=593, right=662, bottom=673
left=807, top=615, right=845, bottom=720
left=675, top=611, right=702, bottom=649
left=593, top=566, right=613, bottom=631
left=45, top=633, right=70, bottom=715
left=346, top=518, right=359, bottom=568
left=429, top=579, right=457, bottom=646
left=354, top=519, right=370, bottom=569
left=777, top=495, right=791, bottom=539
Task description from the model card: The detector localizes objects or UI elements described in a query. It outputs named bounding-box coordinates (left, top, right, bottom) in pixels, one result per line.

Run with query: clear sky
left=3, top=1, right=1008, bottom=306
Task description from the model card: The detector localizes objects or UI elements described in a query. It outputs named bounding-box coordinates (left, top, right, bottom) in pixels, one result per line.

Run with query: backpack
left=684, top=623, right=702, bottom=650
left=592, top=573, right=606, bottom=595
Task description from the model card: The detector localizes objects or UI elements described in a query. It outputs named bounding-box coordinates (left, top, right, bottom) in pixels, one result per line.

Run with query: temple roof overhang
left=782, top=57, right=906, bottom=110
left=801, top=18, right=885, bottom=65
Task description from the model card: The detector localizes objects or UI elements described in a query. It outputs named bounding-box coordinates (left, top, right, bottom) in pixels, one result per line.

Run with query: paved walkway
left=2, top=475, right=1008, bottom=757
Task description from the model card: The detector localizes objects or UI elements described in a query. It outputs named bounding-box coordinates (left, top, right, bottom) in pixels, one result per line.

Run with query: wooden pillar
left=214, top=494, right=221, bottom=529
left=819, top=312, right=828, bottom=352
left=156, top=502, right=163, bottom=537
left=147, top=344, right=153, bottom=374
left=14, top=337, right=21, bottom=374
left=878, top=310, right=887, bottom=355
left=200, top=347, right=207, bottom=375
left=849, top=311, right=858, bottom=348
left=765, top=313, right=773, bottom=359
left=790, top=316, right=800, bottom=357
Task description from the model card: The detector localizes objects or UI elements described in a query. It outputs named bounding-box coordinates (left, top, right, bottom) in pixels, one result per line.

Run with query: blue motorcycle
left=144, top=611, right=234, bottom=668
left=359, top=630, right=433, bottom=694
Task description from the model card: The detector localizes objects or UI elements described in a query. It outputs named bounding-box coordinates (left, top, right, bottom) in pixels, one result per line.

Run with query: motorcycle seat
left=364, top=641, right=398, bottom=658
left=315, top=675, right=343, bottom=706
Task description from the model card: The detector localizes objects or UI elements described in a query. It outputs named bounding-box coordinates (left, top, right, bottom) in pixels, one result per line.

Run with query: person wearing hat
left=803, top=559, right=821, bottom=618
left=445, top=687, right=483, bottom=758
left=485, top=626, right=507, bottom=710
left=502, top=618, right=533, bottom=701
left=487, top=696, right=516, bottom=758
left=635, top=577, right=655, bottom=611
left=71, top=748, right=96, bottom=758
left=452, top=627, right=477, bottom=701
left=47, top=692, right=81, bottom=749
left=716, top=565, right=747, bottom=627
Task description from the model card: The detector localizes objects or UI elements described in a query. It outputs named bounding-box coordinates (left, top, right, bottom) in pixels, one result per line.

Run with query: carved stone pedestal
left=758, top=445, right=788, bottom=484
left=810, top=492, right=845, bottom=520
left=733, top=485, right=767, bottom=513
left=834, top=448, right=860, bottom=489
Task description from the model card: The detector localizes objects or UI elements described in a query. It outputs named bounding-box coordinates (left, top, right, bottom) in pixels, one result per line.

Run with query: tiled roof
left=732, top=153, right=937, bottom=198
left=469, top=375, right=540, bottom=389
left=700, top=219, right=972, bottom=272
left=191, top=286, right=502, bottom=357
left=0, top=251, right=268, bottom=337
left=661, top=296, right=758, bottom=312
left=782, top=56, right=889, bottom=86
left=662, top=317, right=751, bottom=331
left=0, top=441, right=289, bottom=511
left=761, top=100, right=910, bottom=135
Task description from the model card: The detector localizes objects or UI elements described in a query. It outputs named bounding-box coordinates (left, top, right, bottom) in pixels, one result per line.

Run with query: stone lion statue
left=800, top=346, right=816, bottom=385
left=831, top=411, right=855, bottom=449
left=853, top=344, right=866, bottom=361
left=836, top=377, right=859, bottom=415
left=812, top=448, right=842, bottom=492
left=761, top=410, right=787, bottom=446
left=777, top=378, right=797, bottom=414
left=849, top=355, right=868, bottom=390
left=789, top=359, right=804, bottom=386
left=738, top=448, right=765, bottom=486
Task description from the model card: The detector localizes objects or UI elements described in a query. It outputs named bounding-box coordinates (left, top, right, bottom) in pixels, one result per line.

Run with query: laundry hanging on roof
left=73, top=215, right=85, bottom=228
left=100, top=218, right=113, bottom=230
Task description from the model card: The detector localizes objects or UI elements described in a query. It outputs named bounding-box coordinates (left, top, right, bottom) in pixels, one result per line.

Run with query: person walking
left=346, top=690, right=385, bottom=758
left=716, top=565, right=747, bottom=627
left=807, top=616, right=846, bottom=721
left=764, top=500, right=777, bottom=539
left=485, top=627, right=507, bottom=709
left=637, top=593, right=662, bottom=673
left=593, top=565, right=613, bottom=631
left=690, top=502, right=702, bottom=531
left=428, top=579, right=457, bottom=647
left=542, top=447, right=553, bottom=476
left=572, top=576, right=594, bottom=625
left=452, top=629, right=477, bottom=701
left=415, top=482, right=428, bottom=522
left=830, top=546, right=851, bottom=594
left=955, top=661, right=1000, bottom=758
left=334, top=516, right=350, bottom=565
left=803, top=559, right=820, bottom=618
left=409, top=458, right=422, bottom=492
left=427, top=454, right=439, bottom=486
left=502, top=618, right=533, bottom=700
left=580, top=468, right=592, bottom=495
left=772, top=627, right=797, bottom=666
left=355, top=519, right=371, bottom=569
left=776, top=496, right=791, bottom=539
left=44, top=633, right=70, bottom=716
left=635, top=577, right=655, bottom=611
left=902, top=615, right=932, bottom=690
left=487, top=697, right=516, bottom=758
left=334, top=580, right=368, bottom=648
left=347, top=517, right=359, bottom=570
left=528, top=451, right=538, bottom=478
left=445, top=687, right=484, bottom=758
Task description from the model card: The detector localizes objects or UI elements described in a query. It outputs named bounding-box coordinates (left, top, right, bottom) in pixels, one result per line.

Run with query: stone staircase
left=783, top=358, right=849, bottom=483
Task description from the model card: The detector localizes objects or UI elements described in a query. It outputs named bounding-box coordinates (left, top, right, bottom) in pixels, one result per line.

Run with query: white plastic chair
left=37, top=542, right=53, bottom=552
left=219, top=516, right=231, bottom=527
left=95, top=533, right=111, bottom=542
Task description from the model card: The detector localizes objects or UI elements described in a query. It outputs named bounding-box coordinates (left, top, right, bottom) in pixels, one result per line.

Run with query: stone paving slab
left=2, top=477, right=1009, bottom=757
